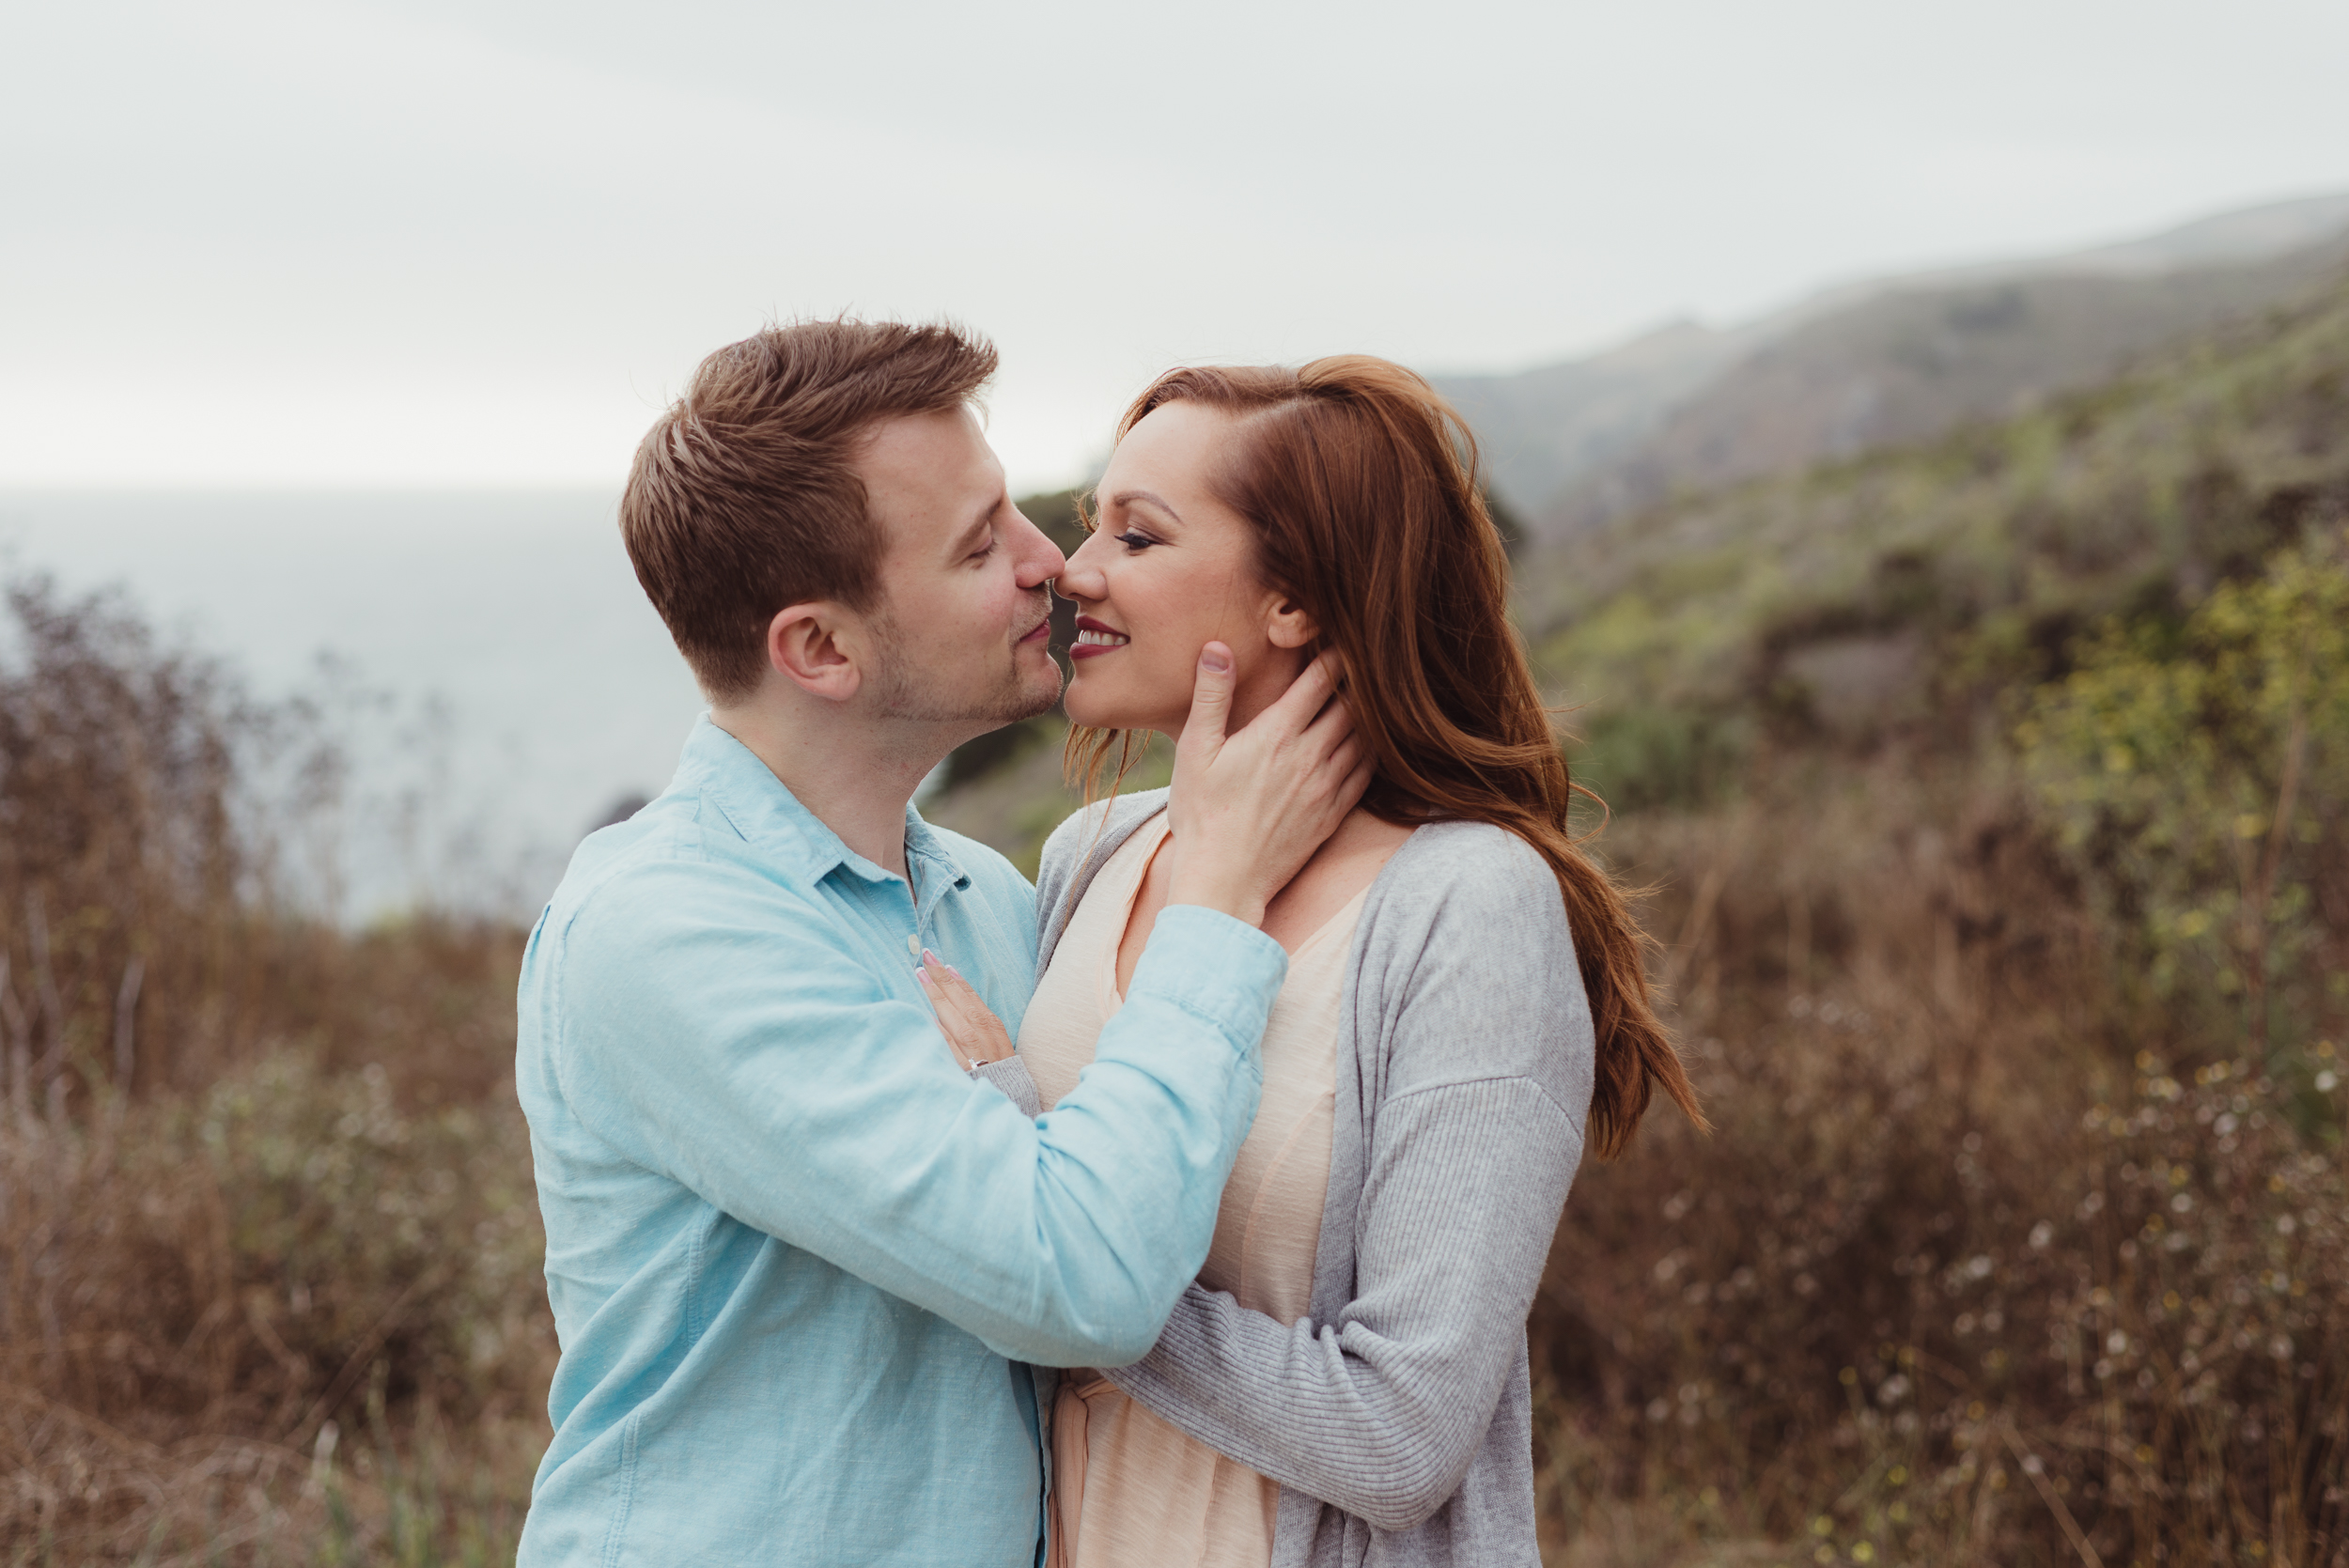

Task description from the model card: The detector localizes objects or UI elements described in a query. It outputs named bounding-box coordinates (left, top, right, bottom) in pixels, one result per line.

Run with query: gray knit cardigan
left=1001, top=790, right=1595, bottom=1568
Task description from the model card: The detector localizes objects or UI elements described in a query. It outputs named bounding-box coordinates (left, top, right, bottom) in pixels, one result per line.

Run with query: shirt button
left=907, top=933, right=921, bottom=958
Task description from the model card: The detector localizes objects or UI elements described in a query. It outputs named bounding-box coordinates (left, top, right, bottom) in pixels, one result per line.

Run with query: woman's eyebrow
left=1110, top=489, right=1184, bottom=525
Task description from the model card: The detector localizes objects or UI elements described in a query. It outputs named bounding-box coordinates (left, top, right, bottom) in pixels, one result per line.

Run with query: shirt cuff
left=1126, top=904, right=1289, bottom=1042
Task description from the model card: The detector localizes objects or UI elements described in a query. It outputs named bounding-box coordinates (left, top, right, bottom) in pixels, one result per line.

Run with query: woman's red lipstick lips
left=1070, top=615, right=1129, bottom=660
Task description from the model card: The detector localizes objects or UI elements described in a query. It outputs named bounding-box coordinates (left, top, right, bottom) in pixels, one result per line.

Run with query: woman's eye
left=1114, top=531, right=1156, bottom=553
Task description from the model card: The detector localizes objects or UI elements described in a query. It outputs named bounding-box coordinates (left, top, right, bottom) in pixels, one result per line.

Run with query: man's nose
left=1009, top=511, right=1066, bottom=588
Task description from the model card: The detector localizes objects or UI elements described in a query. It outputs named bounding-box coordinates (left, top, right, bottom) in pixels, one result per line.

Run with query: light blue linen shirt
left=514, top=717, right=1283, bottom=1566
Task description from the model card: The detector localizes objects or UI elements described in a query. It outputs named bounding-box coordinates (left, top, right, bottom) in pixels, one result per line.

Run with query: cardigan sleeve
left=1106, top=830, right=1594, bottom=1531
left=968, top=1056, right=1042, bottom=1117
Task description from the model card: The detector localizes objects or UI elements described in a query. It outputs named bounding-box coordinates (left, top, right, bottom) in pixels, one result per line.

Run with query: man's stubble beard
left=866, top=600, right=1063, bottom=729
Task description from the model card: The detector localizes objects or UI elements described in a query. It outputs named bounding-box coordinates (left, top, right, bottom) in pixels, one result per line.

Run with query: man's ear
left=767, top=602, right=867, bottom=703
left=1265, top=595, right=1319, bottom=651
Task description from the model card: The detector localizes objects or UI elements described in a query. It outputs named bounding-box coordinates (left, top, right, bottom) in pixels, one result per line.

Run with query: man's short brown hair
left=620, top=318, right=999, bottom=702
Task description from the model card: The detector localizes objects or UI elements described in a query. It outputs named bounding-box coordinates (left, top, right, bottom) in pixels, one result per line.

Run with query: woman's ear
left=1265, top=595, right=1318, bottom=650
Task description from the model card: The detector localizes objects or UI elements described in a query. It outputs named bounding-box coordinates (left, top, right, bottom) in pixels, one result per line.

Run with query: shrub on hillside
left=0, top=571, right=550, bottom=1559
left=2016, top=529, right=2349, bottom=1056
left=0, top=573, right=366, bottom=1110
left=2, top=1049, right=550, bottom=1554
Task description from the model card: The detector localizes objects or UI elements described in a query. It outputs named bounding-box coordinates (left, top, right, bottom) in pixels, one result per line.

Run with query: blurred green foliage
left=191, top=1052, right=549, bottom=1412
left=2016, top=535, right=2349, bottom=1053
left=1566, top=705, right=1749, bottom=814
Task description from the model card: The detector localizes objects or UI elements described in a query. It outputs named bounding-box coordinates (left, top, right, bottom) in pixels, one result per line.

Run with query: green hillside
left=1524, top=269, right=2349, bottom=810
left=1514, top=272, right=2349, bottom=1565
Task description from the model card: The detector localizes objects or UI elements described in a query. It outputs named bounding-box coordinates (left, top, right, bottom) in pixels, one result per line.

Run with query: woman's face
left=1055, top=400, right=1314, bottom=737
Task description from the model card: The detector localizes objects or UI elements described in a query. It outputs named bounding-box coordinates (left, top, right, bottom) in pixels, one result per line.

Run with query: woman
left=920, top=357, right=1706, bottom=1567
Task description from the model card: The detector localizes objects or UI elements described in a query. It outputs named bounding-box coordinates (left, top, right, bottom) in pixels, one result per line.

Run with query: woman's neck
left=1119, top=804, right=1413, bottom=989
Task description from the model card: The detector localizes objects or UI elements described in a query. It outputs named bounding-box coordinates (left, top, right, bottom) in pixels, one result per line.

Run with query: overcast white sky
left=5, top=0, right=2347, bottom=493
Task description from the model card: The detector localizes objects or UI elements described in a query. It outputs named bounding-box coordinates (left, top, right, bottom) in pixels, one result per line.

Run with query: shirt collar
left=673, top=716, right=971, bottom=894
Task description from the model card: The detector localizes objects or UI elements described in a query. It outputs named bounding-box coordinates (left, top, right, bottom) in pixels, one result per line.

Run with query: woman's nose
left=1055, top=530, right=1109, bottom=602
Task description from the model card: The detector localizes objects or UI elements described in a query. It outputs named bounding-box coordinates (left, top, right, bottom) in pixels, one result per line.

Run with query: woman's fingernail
left=943, top=963, right=962, bottom=979
left=922, top=949, right=939, bottom=966
left=914, top=966, right=931, bottom=986
left=1199, top=644, right=1232, bottom=674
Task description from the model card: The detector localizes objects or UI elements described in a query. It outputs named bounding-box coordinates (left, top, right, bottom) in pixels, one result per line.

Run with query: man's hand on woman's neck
left=1164, top=643, right=1308, bottom=744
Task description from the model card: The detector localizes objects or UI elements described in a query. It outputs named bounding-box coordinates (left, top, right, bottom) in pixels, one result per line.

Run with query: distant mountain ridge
left=1436, top=193, right=2349, bottom=540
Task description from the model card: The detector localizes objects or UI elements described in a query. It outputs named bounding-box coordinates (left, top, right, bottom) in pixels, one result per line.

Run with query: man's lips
left=1070, top=615, right=1129, bottom=660
left=1017, top=619, right=1051, bottom=645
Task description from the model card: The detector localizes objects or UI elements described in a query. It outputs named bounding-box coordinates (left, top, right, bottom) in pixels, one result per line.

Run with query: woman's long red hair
left=1069, top=356, right=1704, bottom=1157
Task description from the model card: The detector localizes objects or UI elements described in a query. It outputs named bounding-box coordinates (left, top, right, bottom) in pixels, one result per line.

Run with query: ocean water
left=0, top=489, right=707, bottom=919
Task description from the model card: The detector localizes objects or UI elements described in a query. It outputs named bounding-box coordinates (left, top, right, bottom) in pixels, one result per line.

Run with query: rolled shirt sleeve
left=548, top=858, right=1284, bottom=1369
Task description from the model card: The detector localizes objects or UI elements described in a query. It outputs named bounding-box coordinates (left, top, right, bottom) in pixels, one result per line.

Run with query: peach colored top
left=1018, top=815, right=1361, bottom=1568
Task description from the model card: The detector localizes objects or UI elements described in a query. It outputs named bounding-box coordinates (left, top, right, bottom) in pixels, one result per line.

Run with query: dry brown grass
left=1535, top=753, right=2349, bottom=1567
left=3, top=1060, right=552, bottom=1562
left=4, top=572, right=2342, bottom=1564
left=0, top=577, right=551, bottom=1561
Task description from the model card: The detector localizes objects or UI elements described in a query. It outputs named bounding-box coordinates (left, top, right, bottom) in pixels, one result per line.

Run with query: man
left=515, top=319, right=1364, bottom=1564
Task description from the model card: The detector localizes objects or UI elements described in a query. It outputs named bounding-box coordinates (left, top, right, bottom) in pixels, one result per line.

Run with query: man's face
left=853, top=405, right=1066, bottom=737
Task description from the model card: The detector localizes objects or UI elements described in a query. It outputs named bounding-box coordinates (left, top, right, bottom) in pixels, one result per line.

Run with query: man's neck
left=708, top=700, right=948, bottom=880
